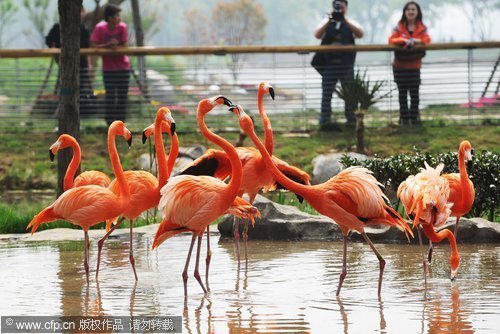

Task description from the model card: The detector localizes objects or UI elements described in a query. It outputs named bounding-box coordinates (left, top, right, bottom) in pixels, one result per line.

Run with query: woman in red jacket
left=389, top=1, right=431, bottom=125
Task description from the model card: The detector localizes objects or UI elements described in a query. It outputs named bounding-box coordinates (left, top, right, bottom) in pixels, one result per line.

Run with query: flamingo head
left=450, top=252, right=461, bottom=281
left=142, top=122, right=176, bottom=144
left=198, top=95, right=232, bottom=115
left=229, top=104, right=254, bottom=134
left=109, top=121, right=132, bottom=148
left=459, top=140, right=473, bottom=161
left=49, top=134, right=76, bottom=161
left=156, top=107, right=176, bottom=136
left=259, top=82, right=275, bottom=100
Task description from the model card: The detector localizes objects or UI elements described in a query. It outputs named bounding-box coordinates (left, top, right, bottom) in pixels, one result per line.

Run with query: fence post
left=467, top=48, right=473, bottom=122
left=387, top=51, right=393, bottom=125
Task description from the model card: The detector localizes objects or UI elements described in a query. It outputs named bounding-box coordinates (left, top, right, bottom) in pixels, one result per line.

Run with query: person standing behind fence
left=90, top=4, right=130, bottom=126
left=314, top=0, right=363, bottom=130
left=389, top=1, right=430, bottom=126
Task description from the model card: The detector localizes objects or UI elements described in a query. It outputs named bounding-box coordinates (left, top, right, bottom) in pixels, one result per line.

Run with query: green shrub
left=340, top=148, right=499, bottom=222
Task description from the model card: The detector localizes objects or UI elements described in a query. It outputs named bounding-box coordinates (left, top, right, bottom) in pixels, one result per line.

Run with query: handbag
left=311, top=52, right=331, bottom=76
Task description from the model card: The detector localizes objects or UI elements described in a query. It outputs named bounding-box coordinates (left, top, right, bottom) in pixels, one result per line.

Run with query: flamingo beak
left=217, top=96, right=232, bottom=106
left=49, top=150, right=55, bottom=162
left=269, top=87, right=275, bottom=100
left=228, top=105, right=240, bottom=115
left=170, top=122, right=176, bottom=135
left=142, top=131, right=148, bottom=144
left=127, top=136, right=133, bottom=148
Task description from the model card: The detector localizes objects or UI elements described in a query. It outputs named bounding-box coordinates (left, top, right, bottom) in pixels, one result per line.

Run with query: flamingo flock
left=28, top=82, right=475, bottom=298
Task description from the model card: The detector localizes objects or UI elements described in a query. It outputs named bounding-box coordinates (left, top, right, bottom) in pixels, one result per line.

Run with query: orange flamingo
left=180, top=83, right=310, bottom=264
left=49, top=134, right=111, bottom=190
left=95, top=107, right=177, bottom=280
left=232, top=104, right=413, bottom=296
left=152, top=96, right=260, bottom=297
left=397, top=162, right=459, bottom=280
left=428, top=140, right=475, bottom=262
left=27, top=121, right=132, bottom=283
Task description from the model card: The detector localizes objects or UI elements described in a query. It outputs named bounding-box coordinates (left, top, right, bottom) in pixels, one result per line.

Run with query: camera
left=330, top=0, right=345, bottom=22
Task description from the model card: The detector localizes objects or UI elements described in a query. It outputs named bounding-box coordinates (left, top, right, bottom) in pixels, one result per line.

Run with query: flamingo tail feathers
left=27, top=207, right=59, bottom=234
left=152, top=220, right=188, bottom=250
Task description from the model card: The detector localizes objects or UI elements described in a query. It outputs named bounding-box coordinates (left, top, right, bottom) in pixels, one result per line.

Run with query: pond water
left=1, top=233, right=499, bottom=333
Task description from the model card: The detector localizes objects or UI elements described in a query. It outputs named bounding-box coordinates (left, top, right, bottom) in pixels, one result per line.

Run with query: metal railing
left=0, top=42, right=498, bottom=133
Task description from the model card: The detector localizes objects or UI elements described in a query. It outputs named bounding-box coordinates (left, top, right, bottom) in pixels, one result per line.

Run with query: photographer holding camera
left=314, top=0, right=363, bottom=130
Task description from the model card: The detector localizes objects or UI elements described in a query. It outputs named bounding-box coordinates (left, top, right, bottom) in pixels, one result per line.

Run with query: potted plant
left=335, top=70, right=390, bottom=153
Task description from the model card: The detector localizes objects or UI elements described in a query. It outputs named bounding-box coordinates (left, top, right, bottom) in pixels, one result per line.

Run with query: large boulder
left=218, top=195, right=500, bottom=244
left=311, top=152, right=368, bottom=184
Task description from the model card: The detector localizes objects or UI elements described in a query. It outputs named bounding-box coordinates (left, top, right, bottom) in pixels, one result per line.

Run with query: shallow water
left=1, top=233, right=499, bottom=333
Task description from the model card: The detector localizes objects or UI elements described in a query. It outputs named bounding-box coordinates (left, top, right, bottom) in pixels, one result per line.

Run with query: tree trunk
left=57, top=0, right=81, bottom=197
left=355, top=111, right=365, bottom=154
left=130, top=0, right=150, bottom=103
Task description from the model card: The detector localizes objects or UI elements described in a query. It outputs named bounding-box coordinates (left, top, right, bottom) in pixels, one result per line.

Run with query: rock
left=312, top=152, right=369, bottom=184
left=138, top=145, right=207, bottom=175
left=218, top=195, right=500, bottom=244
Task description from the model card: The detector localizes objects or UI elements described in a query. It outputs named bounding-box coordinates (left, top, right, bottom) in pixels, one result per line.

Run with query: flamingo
left=152, top=96, right=260, bottom=297
left=232, top=104, right=413, bottom=296
left=428, top=140, right=475, bottom=262
left=49, top=134, right=111, bottom=190
left=180, top=82, right=310, bottom=265
left=397, top=162, right=459, bottom=280
left=27, top=121, right=132, bottom=283
left=95, top=107, right=177, bottom=280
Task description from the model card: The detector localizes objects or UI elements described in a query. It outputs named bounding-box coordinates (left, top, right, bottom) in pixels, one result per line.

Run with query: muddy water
left=1, top=234, right=499, bottom=333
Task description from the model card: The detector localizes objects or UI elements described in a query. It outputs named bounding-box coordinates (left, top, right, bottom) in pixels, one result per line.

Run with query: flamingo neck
left=457, top=148, right=472, bottom=206
left=167, top=133, right=179, bottom=179
left=422, top=223, right=459, bottom=264
left=154, top=118, right=169, bottom=188
left=258, top=90, right=274, bottom=155
left=107, top=131, right=130, bottom=199
left=198, top=113, right=242, bottom=198
left=64, top=138, right=81, bottom=191
left=246, top=123, right=309, bottom=196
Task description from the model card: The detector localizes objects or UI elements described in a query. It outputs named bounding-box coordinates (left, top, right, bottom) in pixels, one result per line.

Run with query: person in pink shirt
left=91, top=4, right=130, bottom=125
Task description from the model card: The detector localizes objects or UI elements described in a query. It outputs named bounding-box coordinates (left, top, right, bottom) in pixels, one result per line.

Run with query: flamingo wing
left=74, top=170, right=111, bottom=188
left=179, top=149, right=231, bottom=180
left=442, top=173, right=475, bottom=216
left=225, top=196, right=261, bottom=227
left=29, top=185, right=123, bottom=232
left=154, top=175, right=233, bottom=248
left=272, top=155, right=311, bottom=202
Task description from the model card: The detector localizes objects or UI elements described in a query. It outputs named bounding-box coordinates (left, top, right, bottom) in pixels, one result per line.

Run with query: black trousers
left=103, top=70, right=130, bottom=125
left=320, top=65, right=356, bottom=125
left=393, top=67, right=421, bottom=124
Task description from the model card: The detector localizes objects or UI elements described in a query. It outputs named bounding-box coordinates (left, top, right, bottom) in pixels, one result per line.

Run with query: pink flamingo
left=428, top=140, right=475, bottom=262
left=49, top=134, right=110, bottom=190
left=152, top=96, right=260, bottom=296
left=27, top=121, right=132, bottom=283
left=95, top=107, right=177, bottom=280
left=180, top=83, right=310, bottom=264
left=398, top=162, right=459, bottom=281
left=232, top=104, right=413, bottom=296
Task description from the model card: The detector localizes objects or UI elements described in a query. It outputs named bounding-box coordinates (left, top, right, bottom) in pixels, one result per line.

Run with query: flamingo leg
left=129, top=220, right=138, bottom=281
left=182, top=233, right=198, bottom=297
left=194, top=234, right=208, bottom=294
left=417, top=226, right=427, bottom=286
left=336, top=235, right=348, bottom=296
left=453, top=216, right=460, bottom=238
left=84, top=231, right=90, bottom=284
left=243, top=220, right=249, bottom=267
left=361, top=232, right=386, bottom=297
left=96, top=216, right=125, bottom=279
left=427, top=240, right=433, bottom=263
left=233, top=216, right=241, bottom=264
left=205, top=225, right=211, bottom=291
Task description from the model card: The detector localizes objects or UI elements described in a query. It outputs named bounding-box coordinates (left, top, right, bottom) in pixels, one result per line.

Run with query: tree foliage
left=0, top=0, right=18, bottom=48
left=210, top=0, right=267, bottom=82
left=22, top=0, right=52, bottom=48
